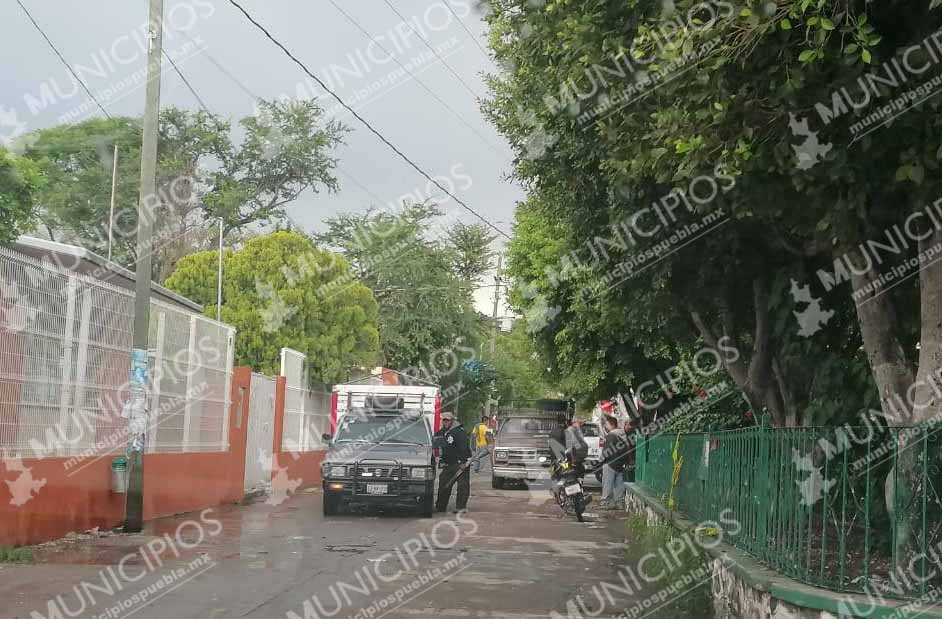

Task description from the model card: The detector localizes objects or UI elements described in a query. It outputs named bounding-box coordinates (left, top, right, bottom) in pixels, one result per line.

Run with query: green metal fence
left=634, top=421, right=942, bottom=599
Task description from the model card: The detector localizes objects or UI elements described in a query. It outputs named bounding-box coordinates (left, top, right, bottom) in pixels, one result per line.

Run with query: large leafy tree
left=316, top=203, right=488, bottom=371
left=0, top=147, right=41, bottom=245
left=447, top=222, right=497, bottom=283
left=23, top=100, right=343, bottom=280
left=482, top=0, right=941, bottom=428
left=483, top=0, right=938, bottom=568
left=165, top=231, right=379, bottom=384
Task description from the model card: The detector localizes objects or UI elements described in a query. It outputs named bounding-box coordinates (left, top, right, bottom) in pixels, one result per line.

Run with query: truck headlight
left=329, top=466, right=346, bottom=477
left=411, top=467, right=427, bottom=479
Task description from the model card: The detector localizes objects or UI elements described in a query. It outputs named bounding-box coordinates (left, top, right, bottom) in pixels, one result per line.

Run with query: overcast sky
left=1, top=0, right=517, bottom=313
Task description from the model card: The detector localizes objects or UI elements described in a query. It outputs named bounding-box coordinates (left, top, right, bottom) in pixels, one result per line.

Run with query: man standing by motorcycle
left=565, top=418, right=589, bottom=467
left=435, top=412, right=472, bottom=513
left=599, top=415, right=630, bottom=509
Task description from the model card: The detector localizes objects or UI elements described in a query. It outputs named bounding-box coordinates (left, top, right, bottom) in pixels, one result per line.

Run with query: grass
left=0, top=546, right=33, bottom=563
left=623, top=515, right=716, bottom=618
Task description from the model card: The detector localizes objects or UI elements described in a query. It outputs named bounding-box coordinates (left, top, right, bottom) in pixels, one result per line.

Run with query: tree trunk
left=689, top=276, right=790, bottom=426
left=847, top=251, right=915, bottom=425
left=911, top=227, right=942, bottom=424
left=846, top=242, right=927, bottom=581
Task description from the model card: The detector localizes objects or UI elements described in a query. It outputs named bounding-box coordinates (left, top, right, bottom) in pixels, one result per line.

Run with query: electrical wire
left=162, top=49, right=212, bottom=114
left=225, top=0, right=510, bottom=240
left=381, top=0, right=483, bottom=101
left=326, top=0, right=503, bottom=155
left=14, top=0, right=111, bottom=119
left=165, top=33, right=437, bottom=236
left=441, top=1, right=492, bottom=61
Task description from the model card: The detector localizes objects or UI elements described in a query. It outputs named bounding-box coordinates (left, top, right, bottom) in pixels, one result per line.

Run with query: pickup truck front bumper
left=492, top=465, right=551, bottom=480
left=323, top=478, right=434, bottom=505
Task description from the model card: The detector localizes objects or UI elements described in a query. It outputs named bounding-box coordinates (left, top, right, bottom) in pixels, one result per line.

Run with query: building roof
left=13, top=236, right=203, bottom=313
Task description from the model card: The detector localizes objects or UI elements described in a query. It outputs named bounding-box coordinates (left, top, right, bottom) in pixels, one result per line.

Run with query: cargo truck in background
left=331, top=380, right=442, bottom=435
left=490, top=399, right=574, bottom=489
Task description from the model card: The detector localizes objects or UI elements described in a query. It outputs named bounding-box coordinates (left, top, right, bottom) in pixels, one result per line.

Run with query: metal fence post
left=757, top=414, right=770, bottom=555
left=55, top=278, right=78, bottom=457
left=146, top=311, right=166, bottom=453
left=181, top=314, right=197, bottom=451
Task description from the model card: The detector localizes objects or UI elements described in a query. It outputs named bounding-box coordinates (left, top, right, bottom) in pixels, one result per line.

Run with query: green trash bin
left=111, top=456, right=128, bottom=493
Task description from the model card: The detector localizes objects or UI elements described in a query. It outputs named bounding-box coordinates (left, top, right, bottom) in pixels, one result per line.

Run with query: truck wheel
left=419, top=493, right=434, bottom=518
left=323, top=492, right=341, bottom=516
left=492, top=476, right=504, bottom=490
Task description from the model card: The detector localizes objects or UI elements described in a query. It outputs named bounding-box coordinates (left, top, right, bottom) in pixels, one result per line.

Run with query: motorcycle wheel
left=572, top=493, right=585, bottom=522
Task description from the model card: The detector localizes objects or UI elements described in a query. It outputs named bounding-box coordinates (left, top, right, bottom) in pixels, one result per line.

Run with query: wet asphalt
left=0, top=466, right=719, bottom=619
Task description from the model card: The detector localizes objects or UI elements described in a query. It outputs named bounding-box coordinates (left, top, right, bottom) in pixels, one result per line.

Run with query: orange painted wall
left=271, top=376, right=324, bottom=490
left=0, top=367, right=252, bottom=547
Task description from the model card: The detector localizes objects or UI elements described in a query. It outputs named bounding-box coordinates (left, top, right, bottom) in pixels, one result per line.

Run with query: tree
left=447, top=222, right=496, bottom=283
left=164, top=231, right=379, bottom=384
left=316, top=203, right=488, bottom=372
left=0, top=147, right=41, bottom=245
left=23, top=100, right=343, bottom=279
left=482, top=0, right=902, bottom=428
left=483, top=0, right=938, bottom=568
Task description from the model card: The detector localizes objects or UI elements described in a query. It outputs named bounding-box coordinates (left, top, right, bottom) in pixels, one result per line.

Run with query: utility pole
left=107, top=144, right=118, bottom=262
left=126, top=0, right=163, bottom=533
left=489, top=254, right=502, bottom=360
left=487, top=255, right=502, bottom=423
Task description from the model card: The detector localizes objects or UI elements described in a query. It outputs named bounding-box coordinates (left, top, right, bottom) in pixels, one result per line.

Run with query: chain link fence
left=0, top=245, right=234, bottom=459
left=279, top=347, right=330, bottom=452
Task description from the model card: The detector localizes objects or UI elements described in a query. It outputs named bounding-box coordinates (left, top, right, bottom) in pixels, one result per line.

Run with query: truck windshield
left=499, top=418, right=561, bottom=436
left=335, top=416, right=429, bottom=445
left=582, top=424, right=600, bottom=437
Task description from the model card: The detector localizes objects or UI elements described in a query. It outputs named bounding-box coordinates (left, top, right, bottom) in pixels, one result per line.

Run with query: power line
left=381, top=0, right=483, bottom=101
left=224, top=0, right=510, bottom=240
left=167, top=32, right=444, bottom=236
left=162, top=50, right=211, bottom=113
left=326, top=0, right=503, bottom=156
left=14, top=0, right=111, bottom=119
left=441, top=2, right=492, bottom=61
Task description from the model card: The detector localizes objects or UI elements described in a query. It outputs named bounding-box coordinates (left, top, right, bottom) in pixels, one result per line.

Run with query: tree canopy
left=23, top=100, right=343, bottom=280
left=482, top=0, right=938, bottom=428
left=0, top=147, right=41, bottom=245
left=165, top=231, right=379, bottom=384
left=316, top=203, right=491, bottom=372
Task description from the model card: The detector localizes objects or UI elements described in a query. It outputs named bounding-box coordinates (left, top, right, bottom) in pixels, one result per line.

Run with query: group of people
left=551, top=415, right=636, bottom=510
left=432, top=410, right=636, bottom=515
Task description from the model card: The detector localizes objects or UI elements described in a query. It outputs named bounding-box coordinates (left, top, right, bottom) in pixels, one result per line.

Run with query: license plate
left=564, top=483, right=582, bottom=496
left=589, top=447, right=600, bottom=457
left=366, top=484, right=388, bottom=495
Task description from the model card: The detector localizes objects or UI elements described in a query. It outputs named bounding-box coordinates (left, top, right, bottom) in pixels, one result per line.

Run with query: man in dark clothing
left=434, top=411, right=472, bottom=513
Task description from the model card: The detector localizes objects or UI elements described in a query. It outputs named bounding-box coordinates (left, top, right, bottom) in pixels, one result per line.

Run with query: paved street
left=0, top=473, right=717, bottom=619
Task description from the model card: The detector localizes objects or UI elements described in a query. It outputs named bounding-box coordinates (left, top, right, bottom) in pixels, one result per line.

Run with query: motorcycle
left=549, top=455, right=588, bottom=522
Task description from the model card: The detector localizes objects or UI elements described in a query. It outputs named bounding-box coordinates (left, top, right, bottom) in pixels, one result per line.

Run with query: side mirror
left=321, top=433, right=332, bottom=443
